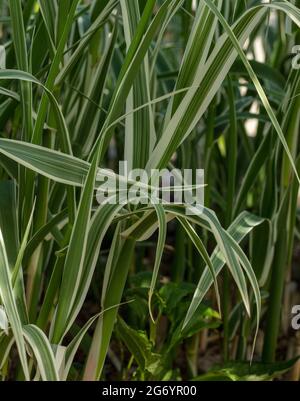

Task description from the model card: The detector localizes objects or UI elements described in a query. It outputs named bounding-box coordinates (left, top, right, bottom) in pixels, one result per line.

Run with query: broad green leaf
left=193, top=357, right=300, bottom=381
left=116, top=316, right=162, bottom=376
left=0, top=139, right=164, bottom=193
left=0, top=138, right=87, bottom=187
left=168, top=304, right=221, bottom=352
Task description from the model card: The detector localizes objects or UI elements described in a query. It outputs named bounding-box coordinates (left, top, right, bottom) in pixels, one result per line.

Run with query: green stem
left=262, top=193, right=289, bottom=362
left=83, top=237, right=136, bottom=380
left=172, top=222, right=186, bottom=283
left=223, top=76, right=237, bottom=361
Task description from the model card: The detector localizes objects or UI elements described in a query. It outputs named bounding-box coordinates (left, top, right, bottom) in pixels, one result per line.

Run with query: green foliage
left=0, top=0, right=299, bottom=381
left=194, top=358, right=300, bottom=381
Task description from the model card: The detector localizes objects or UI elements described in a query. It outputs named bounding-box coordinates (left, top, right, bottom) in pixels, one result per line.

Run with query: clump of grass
left=0, top=0, right=299, bottom=381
